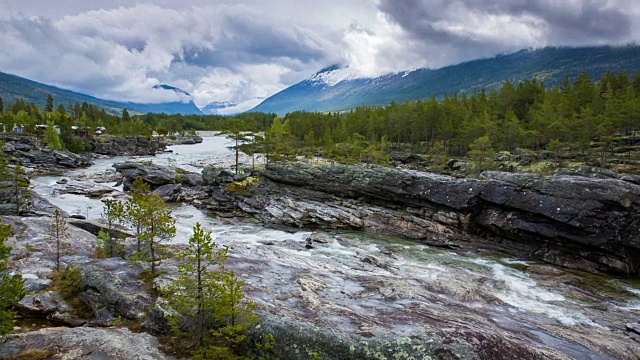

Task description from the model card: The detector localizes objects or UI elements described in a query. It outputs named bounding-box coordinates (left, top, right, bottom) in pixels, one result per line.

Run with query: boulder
left=202, top=166, right=234, bottom=185
left=78, top=265, right=148, bottom=325
left=627, top=323, right=640, bottom=334
left=57, top=180, right=119, bottom=198
left=113, top=161, right=177, bottom=189
left=68, top=219, right=133, bottom=238
left=0, top=327, right=173, bottom=360
left=16, top=291, right=72, bottom=317
left=153, top=183, right=182, bottom=201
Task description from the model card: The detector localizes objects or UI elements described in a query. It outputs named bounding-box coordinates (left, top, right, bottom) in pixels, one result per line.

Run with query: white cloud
left=0, top=0, right=638, bottom=111
left=0, top=3, right=343, bottom=107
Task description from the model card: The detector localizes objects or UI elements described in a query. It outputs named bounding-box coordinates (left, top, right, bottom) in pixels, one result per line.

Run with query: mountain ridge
left=0, top=72, right=202, bottom=115
left=250, top=45, right=640, bottom=115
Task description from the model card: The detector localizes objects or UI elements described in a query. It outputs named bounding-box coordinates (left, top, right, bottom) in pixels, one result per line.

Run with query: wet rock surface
left=0, top=327, right=173, bottom=360
left=113, top=161, right=178, bottom=190
left=250, top=163, right=640, bottom=275
left=12, top=139, right=640, bottom=360
left=8, top=207, right=640, bottom=359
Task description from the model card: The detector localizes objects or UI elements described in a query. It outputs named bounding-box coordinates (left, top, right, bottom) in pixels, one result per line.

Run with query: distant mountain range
left=0, top=72, right=202, bottom=115
left=3, top=46, right=640, bottom=117
left=250, top=46, right=640, bottom=115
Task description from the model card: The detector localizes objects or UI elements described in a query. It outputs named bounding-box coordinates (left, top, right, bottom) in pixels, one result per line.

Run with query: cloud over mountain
left=0, top=1, right=638, bottom=114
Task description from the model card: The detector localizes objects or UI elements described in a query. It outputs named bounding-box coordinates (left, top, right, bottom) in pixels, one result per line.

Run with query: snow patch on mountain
left=309, top=65, right=362, bottom=86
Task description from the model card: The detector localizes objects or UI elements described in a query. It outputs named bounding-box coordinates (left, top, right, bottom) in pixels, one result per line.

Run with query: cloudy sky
left=0, top=0, right=638, bottom=113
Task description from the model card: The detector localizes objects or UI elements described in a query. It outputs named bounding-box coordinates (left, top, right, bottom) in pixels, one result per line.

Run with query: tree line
left=0, top=94, right=276, bottom=153
left=261, top=71, right=640, bottom=166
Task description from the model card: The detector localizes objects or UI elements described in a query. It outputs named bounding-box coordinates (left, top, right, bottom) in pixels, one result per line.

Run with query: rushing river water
left=30, top=136, right=640, bottom=359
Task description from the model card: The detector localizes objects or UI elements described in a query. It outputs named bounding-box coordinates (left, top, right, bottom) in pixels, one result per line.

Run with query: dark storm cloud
left=379, top=0, right=634, bottom=46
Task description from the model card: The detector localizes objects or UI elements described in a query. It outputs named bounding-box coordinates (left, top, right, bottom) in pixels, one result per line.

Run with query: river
left=30, top=135, right=640, bottom=359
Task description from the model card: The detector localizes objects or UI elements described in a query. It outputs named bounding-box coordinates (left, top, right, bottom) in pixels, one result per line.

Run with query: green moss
left=227, top=177, right=262, bottom=193
left=563, top=268, right=638, bottom=301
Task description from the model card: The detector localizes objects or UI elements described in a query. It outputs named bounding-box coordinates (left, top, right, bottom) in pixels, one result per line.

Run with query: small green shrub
left=51, top=264, right=83, bottom=298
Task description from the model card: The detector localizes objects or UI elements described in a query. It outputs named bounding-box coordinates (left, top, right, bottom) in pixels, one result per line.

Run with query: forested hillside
left=251, top=46, right=640, bottom=115
left=262, top=71, right=640, bottom=172
left=0, top=72, right=202, bottom=115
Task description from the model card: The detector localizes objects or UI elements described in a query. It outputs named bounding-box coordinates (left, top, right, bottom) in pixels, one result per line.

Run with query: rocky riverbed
left=2, top=137, right=640, bottom=359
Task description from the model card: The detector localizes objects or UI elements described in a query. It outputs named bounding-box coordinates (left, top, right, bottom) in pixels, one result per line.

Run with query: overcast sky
left=0, top=0, right=638, bottom=113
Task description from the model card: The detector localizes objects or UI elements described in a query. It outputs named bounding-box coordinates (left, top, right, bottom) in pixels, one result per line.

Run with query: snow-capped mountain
left=249, top=46, right=640, bottom=115
left=308, top=65, right=360, bottom=87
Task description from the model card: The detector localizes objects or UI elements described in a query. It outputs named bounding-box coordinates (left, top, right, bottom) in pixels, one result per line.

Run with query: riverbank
left=2, top=137, right=640, bottom=359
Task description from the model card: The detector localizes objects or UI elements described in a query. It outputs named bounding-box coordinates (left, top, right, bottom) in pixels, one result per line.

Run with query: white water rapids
left=29, top=135, right=640, bottom=359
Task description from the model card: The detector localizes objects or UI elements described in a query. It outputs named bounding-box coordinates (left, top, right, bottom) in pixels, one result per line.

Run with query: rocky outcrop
left=0, top=327, right=173, bottom=360
left=202, top=166, right=235, bottom=185
left=56, top=179, right=120, bottom=198
left=79, top=265, right=150, bottom=326
left=0, top=165, right=32, bottom=215
left=171, top=134, right=203, bottom=145
left=2, top=135, right=92, bottom=172
left=113, top=161, right=178, bottom=190
left=89, top=136, right=167, bottom=156
left=247, top=163, right=640, bottom=275
left=120, top=161, right=640, bottom=274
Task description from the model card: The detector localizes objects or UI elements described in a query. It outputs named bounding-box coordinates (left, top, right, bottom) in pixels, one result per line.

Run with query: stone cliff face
left=114, top=161, right=640, bottom=275
left=252, top=163, right=640, bottom=275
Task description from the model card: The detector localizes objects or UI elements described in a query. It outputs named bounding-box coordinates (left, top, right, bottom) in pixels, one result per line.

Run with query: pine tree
left=44, top=121, right=63, bottom=150
left=125, top=177, right=151, bottom=252
left=122, top=108, right=131, bottom=122
left=168, top=222, right=229, bottom=348
left=0, top=223, right=24, bottom=336
left=100, top=199, right=125, bottom=257
left=50, top=209, right=68, bottom=272
left=223, top=127, right=250, bottom=175
left=168, top=223, right=258, bottom=358
left=0, top=96, right=4, bottom=113
left=128, top=181, right=175, bottom=274
left=468, top=136, right=495, bottom=175
left=141, top=194, right=175, bottom=273
left=45, top=95, right=54, bottom=113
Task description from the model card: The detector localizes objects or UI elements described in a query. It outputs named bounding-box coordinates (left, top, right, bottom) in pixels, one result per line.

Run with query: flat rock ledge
left=0, top=327, right=174, bottom=360
left=256, top=163, right=640, bottom=275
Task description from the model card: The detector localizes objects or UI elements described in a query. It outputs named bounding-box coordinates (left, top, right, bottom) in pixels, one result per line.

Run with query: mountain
left=0, top=72, right=202, bottom=115
left=201, top=101, right=239, bottom=115
left=250, top=46, right=640, bottom=115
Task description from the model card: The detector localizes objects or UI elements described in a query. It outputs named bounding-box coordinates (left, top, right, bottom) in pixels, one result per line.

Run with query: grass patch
left=138, top=269, right=163, bottom=297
